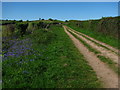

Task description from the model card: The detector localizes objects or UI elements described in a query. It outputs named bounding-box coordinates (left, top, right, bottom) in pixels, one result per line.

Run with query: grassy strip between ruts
left=97, top=55, right=120, bottom=75
left=3, top=25, right=101, bottom=88
left=69, top=28, right=117, bottom=53
left=67, top=28, right=119, bottom=75
left=66, top=24, right=119, bottom=49
left=66, top=26, right=119, bottom=55
left=67, top=29, right=100, bottom=54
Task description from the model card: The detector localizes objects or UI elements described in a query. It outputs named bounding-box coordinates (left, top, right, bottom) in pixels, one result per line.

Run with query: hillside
left=66, top=16, right=120, bottom=49
left=2, top=16, right=119, bottom=88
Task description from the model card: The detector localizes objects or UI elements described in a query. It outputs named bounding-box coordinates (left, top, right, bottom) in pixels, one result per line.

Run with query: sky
left=2, top=2, right=118, bottom=21
left=2, top=0, right=120, bottom=2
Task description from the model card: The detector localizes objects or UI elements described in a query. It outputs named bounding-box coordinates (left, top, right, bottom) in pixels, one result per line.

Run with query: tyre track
left=65, top=26, right=118, bottom=64
left=63, top=26, right=118, bottom=88
left=66, top=26, right=119, bottom=53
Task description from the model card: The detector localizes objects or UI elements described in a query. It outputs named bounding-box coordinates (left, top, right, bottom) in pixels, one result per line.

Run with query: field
left=2, top=16, right=119, bottom=88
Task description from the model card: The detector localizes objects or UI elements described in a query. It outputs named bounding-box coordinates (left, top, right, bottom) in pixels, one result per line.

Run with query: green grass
left=2, top=25, right=11, bottom=37
left=0, top=26, right=2, bottom=40
left=67, top=28, right=119, bottom=75
left=97, top=55, right=119, bottom=75
left=0, top=25, right=2, bottom=89
left=66, top=24, right=119, bottom=49
left=3, top=25, right=101, bottom=88
left=71, top=29, right=117, bottom=54
left=67, top=29, right=100, bottom=54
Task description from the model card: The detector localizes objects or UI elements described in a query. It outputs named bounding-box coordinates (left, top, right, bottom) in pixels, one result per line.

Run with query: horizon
left=2, top=2, right=118, bottom=21
left=1, top=16, right=119, bottom=21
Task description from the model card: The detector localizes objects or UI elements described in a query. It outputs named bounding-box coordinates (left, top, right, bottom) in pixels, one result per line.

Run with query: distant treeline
left=2, top=16, right=120, bottom=39
left=1, top=20, right=23, bottom=25
left=67, top=16, right=120, bottom=38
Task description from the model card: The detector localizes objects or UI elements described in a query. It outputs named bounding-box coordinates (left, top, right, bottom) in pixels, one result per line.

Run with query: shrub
left=18, top=20, right=23, bottom=22
left=2, top=24, right=15, bottom=37
left=65, top=20, right=68, bottom=22
left=27, top=22, right=50, bottom=33
left=15, top=23, right=28, bottom=36
left=49, top=18, right=53, bottom=21
left=68, top=16, right=120, bottom=38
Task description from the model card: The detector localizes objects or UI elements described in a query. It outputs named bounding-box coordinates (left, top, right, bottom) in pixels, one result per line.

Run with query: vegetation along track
left=66, top=25, right=119, bottom=54
left=63, top=26, right=118, bottom=88
left=64, top=26, right=119, bottom=65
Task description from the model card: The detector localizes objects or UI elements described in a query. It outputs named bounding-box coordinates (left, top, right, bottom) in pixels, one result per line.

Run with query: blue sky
left=2, top=2, right=118, bottom=21
left=2, top=0, right=120, bottom=2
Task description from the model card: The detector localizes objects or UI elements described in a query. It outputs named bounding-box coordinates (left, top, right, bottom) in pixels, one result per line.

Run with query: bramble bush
left=2, top=24, right=15, bottom=37
left=15, top=23, right=28, bottom=36
left=27, top=22, right=50, bottom=33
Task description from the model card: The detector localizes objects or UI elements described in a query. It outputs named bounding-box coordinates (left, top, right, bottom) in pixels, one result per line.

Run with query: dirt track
left=65, top=26, right=118, bottom=64
left=63, top=26, right=118, bottom=88
left=66, top=26, right=119, bottom=53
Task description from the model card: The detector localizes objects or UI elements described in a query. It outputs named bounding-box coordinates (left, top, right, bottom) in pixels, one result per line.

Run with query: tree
left=49, top=18, right=53, bottom=21
left=16, top=23, right=28, bottom=36
left=26, top=20, right=29, bottom=22
left=65, top=20, right=68, bottom=22
left=19, top=20, right=23, bottom=22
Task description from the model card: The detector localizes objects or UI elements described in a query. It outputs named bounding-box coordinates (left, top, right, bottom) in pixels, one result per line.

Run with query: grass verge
left=3, top=25, right=101, bottom=88
left=67, top=28, right=119, bottom=75
left=67, top=29, right=100, bottom=54
left=68, top=27, right=119, bottom=55
left=66, top=24, right=119, bottom=49
left=97, top=55, right=119, bottom=75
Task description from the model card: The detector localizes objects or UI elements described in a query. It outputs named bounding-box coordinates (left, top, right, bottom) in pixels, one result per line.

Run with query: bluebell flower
left=19, top=61, right=22, bottom=63
left=29, top=59, right=34, bottom=61
left=22, top=70, right=29, bottom=74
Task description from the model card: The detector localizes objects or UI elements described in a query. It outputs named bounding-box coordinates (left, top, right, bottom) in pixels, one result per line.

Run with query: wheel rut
left=63, top=26, right=118, bottom=88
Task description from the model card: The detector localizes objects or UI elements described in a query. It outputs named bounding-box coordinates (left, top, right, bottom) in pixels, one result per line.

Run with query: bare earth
left=65, top=26, right=118, bottom=64
left=66, top=26, right=119, bottom=53
left=63, top=26, right=118, bottom=88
